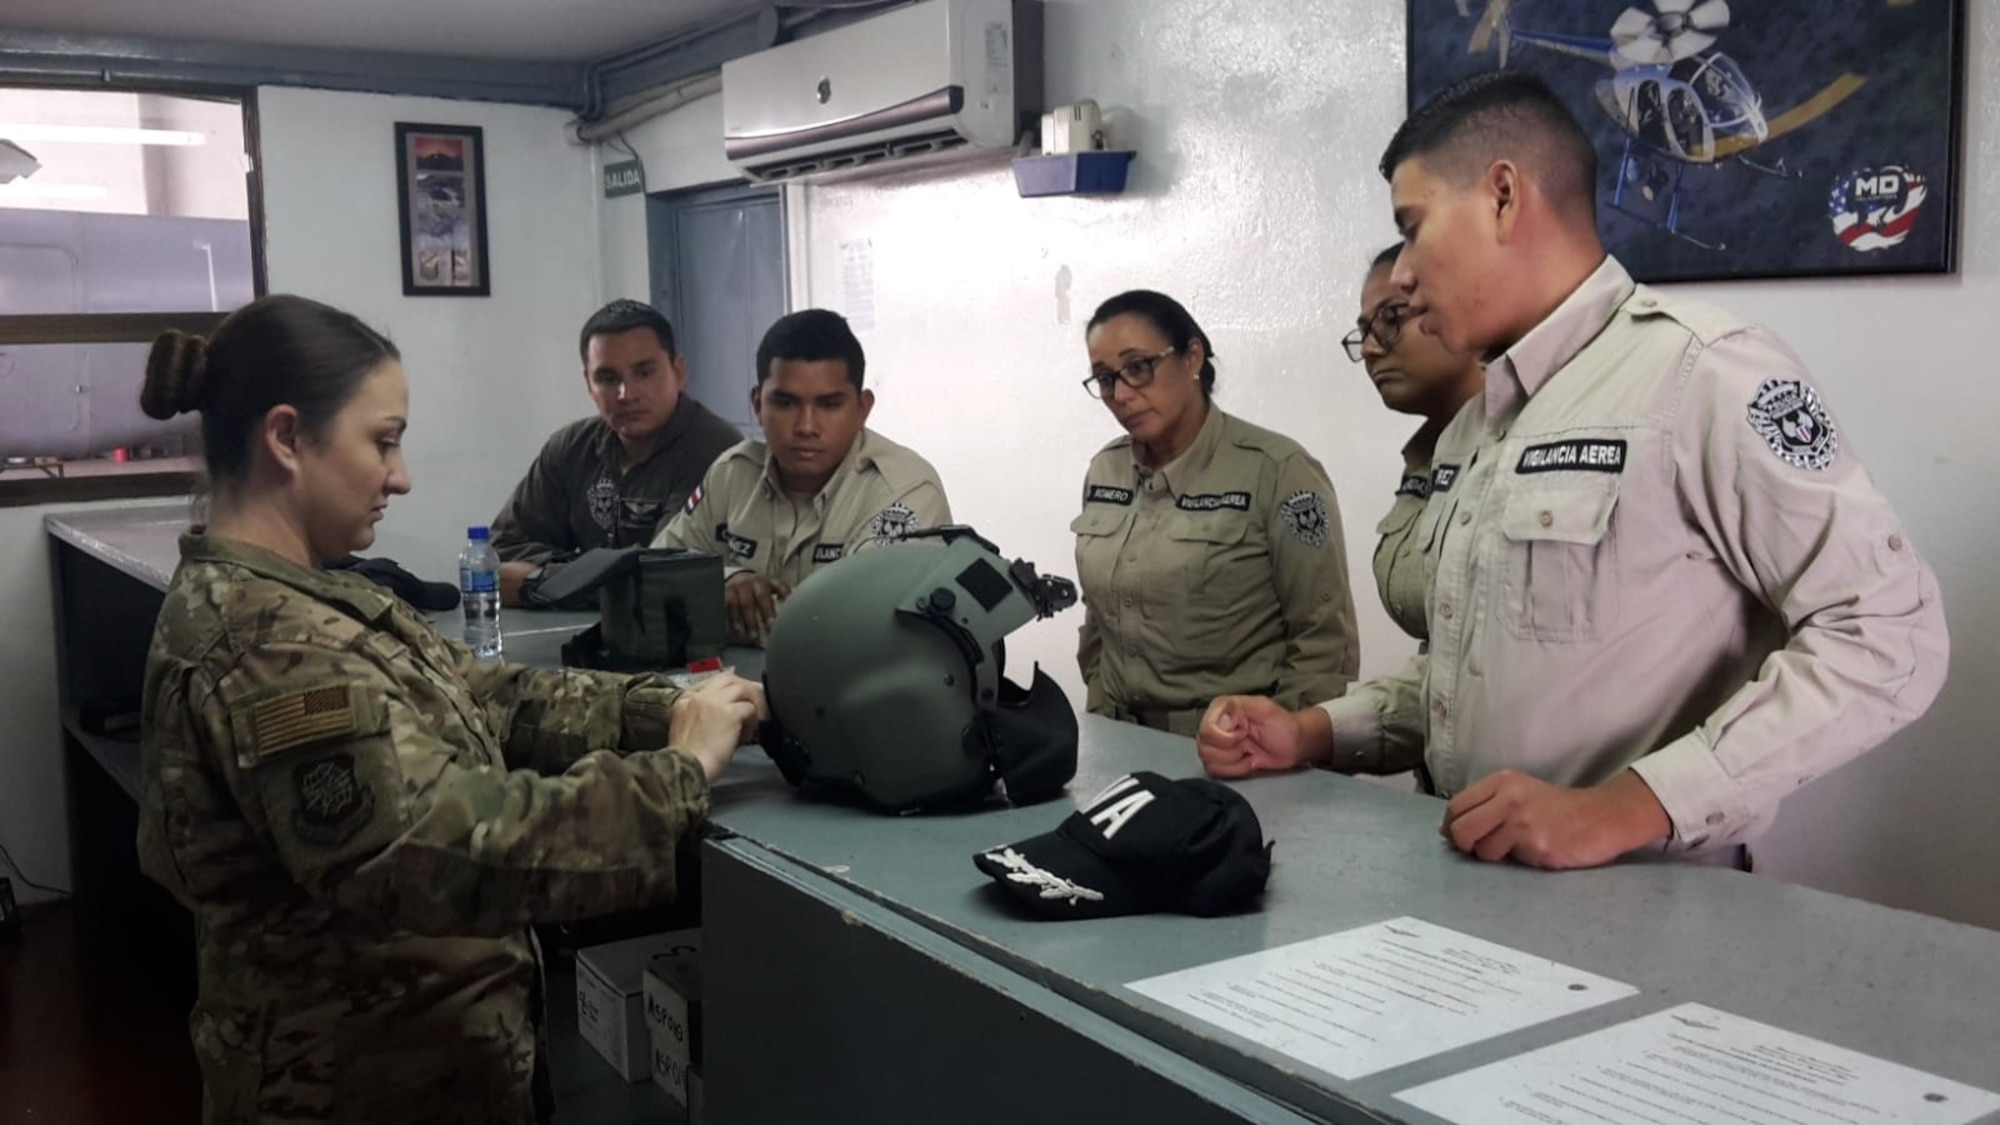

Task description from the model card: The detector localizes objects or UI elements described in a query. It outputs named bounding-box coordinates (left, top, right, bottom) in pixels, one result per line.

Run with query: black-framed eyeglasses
left=1081, top=347, right=1179, bottom=399
left=1342, top=302, right=1415, bottom=363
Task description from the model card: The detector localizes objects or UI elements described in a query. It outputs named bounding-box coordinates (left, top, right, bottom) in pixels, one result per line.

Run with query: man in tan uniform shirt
left=1199, top=72, right=1947, bottom=869
left=653, top=309, right=951, bottom=643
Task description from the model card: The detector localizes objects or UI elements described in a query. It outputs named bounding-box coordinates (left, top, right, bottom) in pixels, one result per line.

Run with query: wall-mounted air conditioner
left=722, top=0, right=1042, bottom=183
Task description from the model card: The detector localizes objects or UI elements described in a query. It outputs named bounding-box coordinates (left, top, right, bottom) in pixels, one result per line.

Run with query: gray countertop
left=713, top=723, right=2000, bottom=1119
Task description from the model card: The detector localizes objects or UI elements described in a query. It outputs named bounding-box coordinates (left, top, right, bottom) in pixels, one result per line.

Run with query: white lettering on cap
left=1082, top=775, right=1155, bottom=840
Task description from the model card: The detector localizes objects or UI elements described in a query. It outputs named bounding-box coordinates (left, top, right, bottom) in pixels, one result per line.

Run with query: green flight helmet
left=759, top=526, right=1080, bottom=813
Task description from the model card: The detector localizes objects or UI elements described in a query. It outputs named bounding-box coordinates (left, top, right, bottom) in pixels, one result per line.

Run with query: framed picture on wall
left=1406, top=0, right=1966, bottom=283
left=394, top=122, right=491, bottom=296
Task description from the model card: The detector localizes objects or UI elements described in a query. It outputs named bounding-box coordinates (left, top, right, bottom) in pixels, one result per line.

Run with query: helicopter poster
left=1407, top=0, right=1965, bottom=282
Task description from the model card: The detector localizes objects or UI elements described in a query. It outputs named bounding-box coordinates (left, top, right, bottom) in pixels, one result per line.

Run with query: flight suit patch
left=1281, top=490, right=1330, bottom=547
left=1176, top=491, right=1251, bottom=512
left=586, top=476, right=617, bottom=532
left=618, top=498, right=663, bottom=529
left=1747, top=379, right=1838, bottom=471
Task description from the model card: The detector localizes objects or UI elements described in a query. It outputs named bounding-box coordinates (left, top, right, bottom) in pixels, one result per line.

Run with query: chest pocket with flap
left=1498, top=479, right=1622, bottom=643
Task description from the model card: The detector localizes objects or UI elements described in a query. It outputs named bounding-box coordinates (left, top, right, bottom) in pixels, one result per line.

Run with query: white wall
left=0, top=88, right=603, bottom=903
left=259, top=87, right=603, bottom=580
left=767, top=0, right=2000, bottom=928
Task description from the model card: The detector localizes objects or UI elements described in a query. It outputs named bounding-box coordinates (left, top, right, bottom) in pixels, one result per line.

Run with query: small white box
left=644, top=939, right=705, bottom=1112
left=575, top=929, right=699, bottom=1083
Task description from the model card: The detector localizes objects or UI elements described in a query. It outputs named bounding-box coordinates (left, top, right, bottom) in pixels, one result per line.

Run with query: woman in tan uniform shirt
left=1347, top=244, right=1484, bottom=642
left=1073, top=290, right=1358, bottom=736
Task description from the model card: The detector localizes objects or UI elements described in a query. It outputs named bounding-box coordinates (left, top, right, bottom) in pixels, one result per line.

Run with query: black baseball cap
left=973, top=771, right=1272, bottom=920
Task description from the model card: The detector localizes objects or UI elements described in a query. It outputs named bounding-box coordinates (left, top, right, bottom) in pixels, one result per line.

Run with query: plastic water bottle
left=459, top=525, right=503, bottom=660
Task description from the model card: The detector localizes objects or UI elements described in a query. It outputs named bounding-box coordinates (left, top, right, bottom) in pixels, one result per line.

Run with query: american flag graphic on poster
left=1828, top=165, right=1929, bottom=253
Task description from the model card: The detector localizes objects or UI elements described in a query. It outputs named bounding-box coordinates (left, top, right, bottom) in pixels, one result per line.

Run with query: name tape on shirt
left=1431, top=464, right=1461, bottom=493
left=718, top=524, right=758, bottom=561
left=1516, top=438, right=1628, bottom=475
left=1176, top=491, right=1252, bottom=513
left=1085, top=484, right=1135, bottom=506
left=812, top=544, right=845, bottom=564
left=1396, top=473, right=1432, bottom=499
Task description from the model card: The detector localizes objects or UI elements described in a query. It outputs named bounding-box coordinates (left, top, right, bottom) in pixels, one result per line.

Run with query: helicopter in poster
left=1454, top=0, right=1865, bottom=249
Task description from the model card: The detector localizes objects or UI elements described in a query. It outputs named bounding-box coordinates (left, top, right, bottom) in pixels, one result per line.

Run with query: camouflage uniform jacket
left=137, top=533, right=710, bottom=1124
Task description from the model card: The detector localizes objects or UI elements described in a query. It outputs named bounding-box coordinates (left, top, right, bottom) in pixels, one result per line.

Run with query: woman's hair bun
left=141, top=329, right=212, bottom=419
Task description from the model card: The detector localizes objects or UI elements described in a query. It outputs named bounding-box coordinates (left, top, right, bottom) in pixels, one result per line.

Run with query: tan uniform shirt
left=1074, top=407, right=1358, bottom=732
left=1373, top=430, right=1437, bottom=643
left=651, top=427, right=952, bottom=591
left=137, top=535, right=709, bottom=1123
left=1322, top=257, right=1947, bottom=857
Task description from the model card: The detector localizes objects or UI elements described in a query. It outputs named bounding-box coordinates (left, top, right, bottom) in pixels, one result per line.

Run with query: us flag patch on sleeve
left=252, top=686, right=359, bottom=755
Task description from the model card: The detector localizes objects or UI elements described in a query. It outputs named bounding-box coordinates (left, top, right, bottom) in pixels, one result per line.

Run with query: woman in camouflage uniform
left=135, top=295, right=764, bottom=1123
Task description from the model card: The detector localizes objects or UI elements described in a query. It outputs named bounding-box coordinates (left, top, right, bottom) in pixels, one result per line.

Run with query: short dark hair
left=755, top=309, right=865, bottom=390
left=579, top=298, right=677, bottom=363
left=141, top=295, right=399, bottom=485
left=1369, top=242, right=1402, bottom=272
left=1086, top=290, right=1219, bottom=399
left=1378, top=70, right=1598, bottom=222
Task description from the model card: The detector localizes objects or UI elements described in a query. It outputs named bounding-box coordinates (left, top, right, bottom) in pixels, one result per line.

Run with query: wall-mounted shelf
left=1011, top=151, right=1136, bottom=198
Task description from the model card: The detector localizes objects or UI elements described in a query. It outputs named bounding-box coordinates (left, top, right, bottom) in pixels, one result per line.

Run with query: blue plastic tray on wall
left=1011, top=151, right=1136, bottom=197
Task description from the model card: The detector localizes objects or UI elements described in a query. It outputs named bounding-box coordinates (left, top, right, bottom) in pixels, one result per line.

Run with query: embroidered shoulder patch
left=291, top=753, right=376, bottom=848
left=682, top=485, right=703, bottom=515
left=1280, top=490, right=1330, bottom=547
left=867, top=502, right=919, bottom=541
left=1747, top=379, right=1838, bottom=471
left=251, top=685, right=359, bottom=755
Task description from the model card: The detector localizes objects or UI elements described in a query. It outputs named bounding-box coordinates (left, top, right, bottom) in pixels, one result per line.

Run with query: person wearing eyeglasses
left=1072, top=289, right=1359, bottom=737
left=1348, top=243, right=1485, bottom=644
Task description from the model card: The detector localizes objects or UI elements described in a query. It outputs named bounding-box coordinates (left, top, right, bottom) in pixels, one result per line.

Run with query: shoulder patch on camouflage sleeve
left=291, top=753, right=376, bottom=848
left=250, top=685, right=364, bottom=755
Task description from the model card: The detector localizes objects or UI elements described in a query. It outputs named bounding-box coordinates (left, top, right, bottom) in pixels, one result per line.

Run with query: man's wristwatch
left=520, top=564, right=549, bottom=607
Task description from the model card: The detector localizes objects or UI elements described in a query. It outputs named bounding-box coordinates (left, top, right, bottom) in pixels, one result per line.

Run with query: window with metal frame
left=0, top=85, right=264, bottom=505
